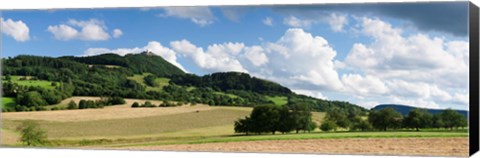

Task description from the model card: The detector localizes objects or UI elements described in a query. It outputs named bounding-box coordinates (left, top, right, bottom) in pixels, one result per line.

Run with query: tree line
left=320, top=107, right=467, bottom=132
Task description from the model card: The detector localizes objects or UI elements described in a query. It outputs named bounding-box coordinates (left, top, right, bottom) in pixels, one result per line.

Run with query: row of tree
left=320, top=107, right=467, bottom=132
left=131, top=100, right=187, bottom=108
left=234, top=104, right=316, bottom=135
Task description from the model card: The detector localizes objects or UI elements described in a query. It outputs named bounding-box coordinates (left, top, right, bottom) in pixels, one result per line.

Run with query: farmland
left=5, top=76, right=57, bottom=89
left=2, top=97, right=16, bottom=109
left=0, top=97, right=468, bottom=157
left=127, top=73, right=170, bottom=92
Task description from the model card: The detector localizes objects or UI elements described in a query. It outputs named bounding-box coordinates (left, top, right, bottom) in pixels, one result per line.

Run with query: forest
left=1, top=53, right=366, bottom=114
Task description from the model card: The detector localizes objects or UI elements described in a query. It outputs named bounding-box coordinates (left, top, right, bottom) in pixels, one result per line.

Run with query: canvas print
left=0, top=2, right=471, bottom=157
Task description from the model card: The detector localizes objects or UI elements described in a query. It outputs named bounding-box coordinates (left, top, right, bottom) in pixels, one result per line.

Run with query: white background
left=0, top=0, right=479, bottom=158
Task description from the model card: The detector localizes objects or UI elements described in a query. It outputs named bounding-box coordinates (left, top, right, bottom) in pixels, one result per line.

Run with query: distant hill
left=372, top=104, right=468, bottom=118
left=61, top=52, right=185, bottom=77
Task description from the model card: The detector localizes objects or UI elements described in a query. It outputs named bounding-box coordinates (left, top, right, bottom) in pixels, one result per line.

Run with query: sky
left=0, top=2, right=470, bottom=110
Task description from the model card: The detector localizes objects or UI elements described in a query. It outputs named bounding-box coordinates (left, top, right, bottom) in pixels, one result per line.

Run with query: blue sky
left=1, top=2, right=470, bottom=110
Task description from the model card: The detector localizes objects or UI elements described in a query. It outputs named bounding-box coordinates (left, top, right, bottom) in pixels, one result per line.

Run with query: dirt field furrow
left=125, top=137, right=468, bottom=157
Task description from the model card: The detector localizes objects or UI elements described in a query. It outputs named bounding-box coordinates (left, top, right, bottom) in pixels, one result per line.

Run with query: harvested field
left=125, top=137, right=468, bottom=157
left=2, top=97, right=216, bottom=122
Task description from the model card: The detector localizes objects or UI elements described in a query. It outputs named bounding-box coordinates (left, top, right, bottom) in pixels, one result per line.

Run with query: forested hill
left=60, top=52, right=185, bottom=77
left=1, top=53, right=366, bottom=115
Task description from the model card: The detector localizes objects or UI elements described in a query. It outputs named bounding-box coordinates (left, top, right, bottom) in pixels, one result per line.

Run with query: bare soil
left=125, top=137, right=468, bottom=157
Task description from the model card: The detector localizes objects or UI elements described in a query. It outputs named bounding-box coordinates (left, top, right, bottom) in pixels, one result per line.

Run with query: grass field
left=266, top=96, right=288, bottom=106
left=127, top=73, right=170, bottom=92
left=2, top=97, right=16, bottom=109
left=7, top=76, right=57, bottom=89
left=0, top=98, right=467, bottom=156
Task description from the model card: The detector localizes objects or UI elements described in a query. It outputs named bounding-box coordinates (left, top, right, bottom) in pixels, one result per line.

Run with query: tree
left=234, top=116, right=252, bottom=135
left=5, top=74, right=11, bottom=81
left=404, top=109, right=432, bottom=131
left=277, top=106, right=295, bottom=134
left=324, top=107, right=350, bottom=129
left=350, top=117, right=372, bottom=131
left=320, top=120, right=338, bottom=132
left=78, top=100, right=87, bottom=109
left=67, top=100, right=78, bottom=110
left=16, top=121, right=47, bottom=146
left=432, top=114, right=444, bottom=129
left=143, top=101, right=154, bottom=107
left=17, top=91, right=47, bottom=107
left=289, top=104, right=315, bottom=133
left=368, top=108, right=403, bottom=131
left=440, top=109, right=467, bottom=130
left=131, top=102, right=140, bottom=108
left=249, top=105, right=280, bottom=134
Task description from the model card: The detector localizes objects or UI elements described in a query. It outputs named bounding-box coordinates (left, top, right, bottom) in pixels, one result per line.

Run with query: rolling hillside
left=1, top=52, right=366, bottom=114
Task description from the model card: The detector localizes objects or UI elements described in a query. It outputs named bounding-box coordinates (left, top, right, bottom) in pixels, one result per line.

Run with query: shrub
left=67, top=100, right=78, bottom=110
left=131, top=102, right=140, bottom=108
left=16, top=121, right=47, bottom=146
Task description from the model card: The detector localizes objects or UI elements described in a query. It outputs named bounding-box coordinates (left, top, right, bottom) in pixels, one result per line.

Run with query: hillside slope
left=2, top=53, right=366, bottom=114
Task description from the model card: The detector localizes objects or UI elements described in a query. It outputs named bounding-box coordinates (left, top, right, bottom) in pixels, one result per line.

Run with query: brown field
left=125, top=137, right=468, bottom=157
left=2, top=97, right=217, bottom=122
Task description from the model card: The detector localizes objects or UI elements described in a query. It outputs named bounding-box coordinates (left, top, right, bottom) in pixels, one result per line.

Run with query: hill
left=372, top=104, right=468, bottom=118
left=1, top=53, right=366, bottom=114
left=60, top=52, right=185, bottom=77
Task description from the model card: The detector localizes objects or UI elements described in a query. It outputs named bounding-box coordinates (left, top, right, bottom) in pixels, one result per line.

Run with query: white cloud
left=345, top=17, right=469, bottom=88
left=341, top=17, right=469, bottom=109
left=261, top=28, right=343, bottom=91
left=327, top=13, right=348, bottom=32
left=243, top=46, right=268, bottom=66
left=1, top=18, right=30, bottom=42
left=169, top=28, right=342, bottom=92
left=263, top=17, right=273, bottom=26
left=293, top=89, right=327, bottom=100
left=48, top=19, right=118, bottom=41
left=160, top=7, right=214, bottom=26
left=283, top=16, right=314, bottom=28
left=83, top=41, right=186, bottom=72
left=170, top=40, right=247, bottom=73
left=112, top=29, right=123, bottom=38
left=341, top=74, right=388, bottom=97
left=357, top=101, right=380, bottom=109
left=391, top=97, right=441, bottom=109
left=453, top=93, right=469, bottom=105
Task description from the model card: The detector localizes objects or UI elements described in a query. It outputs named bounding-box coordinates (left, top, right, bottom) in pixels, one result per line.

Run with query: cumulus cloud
left=166, top=28, right=342, bottom=92
left=160, top=7, right=215, bottom=26
left=48, top=19, right=120, bottom=41
left=341, top=17, right=469, bottom=109
left=1, top=18, right=30, bottom=42
left=170, top=40, right=247, bottom=73
left=112, top=29, right=123, bottom=38
left=83, top=41, right=185, bottom=71
left=341, top=74, right=388, bottom=97
left=261, top=28, right=343, bottom=90
left=262, top=17, right=273, bottom=26
left=327, top=13, right=348, bottom=32
left=243, top=46, right=269, bottom=66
